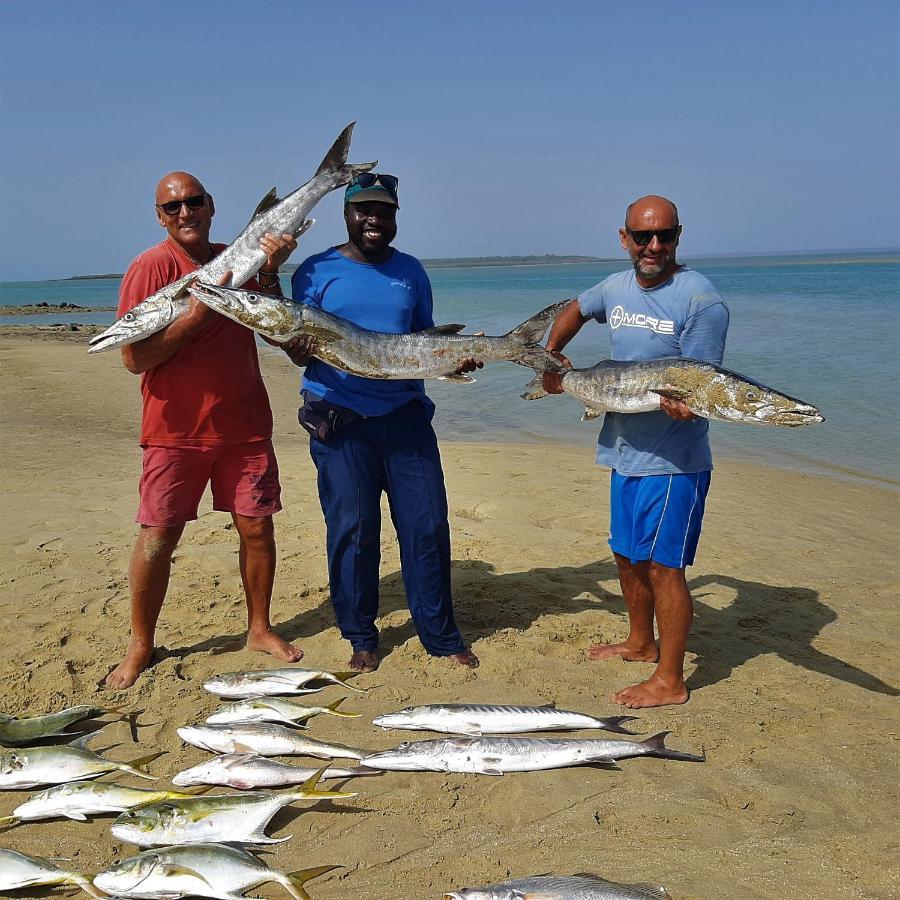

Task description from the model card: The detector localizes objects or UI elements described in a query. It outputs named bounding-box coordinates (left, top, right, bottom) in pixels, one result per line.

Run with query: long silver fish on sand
left=361, top=731, right=703, bottom=775
left=110, top=768, right=355, bottom=847
left=204, top=667, right=363, bottom=699
left=0, top=704, right=125, bottom=746
left=93, top=844, right=339, bottom=900
left=173, top=752, right=381, bottom=789
left=523, top=357, right=823, bottom=427
left=178, top=722, right=367, bottom=760
left=0, top=780, right=207, bottom=828
left=444, top=873, right=672, bottom=899
left=206, top=696, right=359, bottom=727
left=190, top=282, right=568, bottom=382
left=87, top=122, right=375, bottom=353
left=0, top=848, right=104, bottom=898
left=373, top=703, right=639, bottom=736
left=0, top=732, right=162, bottom=789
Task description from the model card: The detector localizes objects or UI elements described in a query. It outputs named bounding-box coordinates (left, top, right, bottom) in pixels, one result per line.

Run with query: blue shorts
left=608, top=470, right=711, bottom=569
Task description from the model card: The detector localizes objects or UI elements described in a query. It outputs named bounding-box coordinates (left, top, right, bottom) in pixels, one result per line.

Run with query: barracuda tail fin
left=316, top=122, right=377, bottom=184
left=640, top=731, right=705, bottom=762
left=600, top=715, right=642, bottom=735
left=282, top=865, right=343, bottom=900
left=506, top=300, right=571, bottom=372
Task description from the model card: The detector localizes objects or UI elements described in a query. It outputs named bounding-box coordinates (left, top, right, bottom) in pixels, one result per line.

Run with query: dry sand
left=0, top=332, right=897, bottom=899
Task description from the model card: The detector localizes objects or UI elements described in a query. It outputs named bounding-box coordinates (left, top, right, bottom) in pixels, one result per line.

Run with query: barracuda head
left=372, top=707, right=423, bottom=729
left=190, top=282, right=301, bottom=339
left=87, top=286, right=184, bottom=353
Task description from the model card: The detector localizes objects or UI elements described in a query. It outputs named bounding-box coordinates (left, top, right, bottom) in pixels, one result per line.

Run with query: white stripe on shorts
left=649, top=475, right=673, bottom=559
left=678, top=474, right=701, bottom=568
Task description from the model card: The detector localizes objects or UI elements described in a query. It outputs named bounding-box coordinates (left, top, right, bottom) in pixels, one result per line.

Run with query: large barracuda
left=0, top=849, right=104, bottom=898
left=204, top=667, right=363, bottom=699
left=93, top=844, right=338, bottom=900
left=206, top=696, right=359, bottom=727
left=0, top=704, right=124, bottom=746
left=523, top=357, right=824, bottom=427
left=189, top=281, right=568, bottom=381
left=373, top=703, right=639, bottom=736
left=110, top=769, right=355, bottom=847
left=87, top=122, right=375, bottom=353
left=444, top=873, right=671, bottom=899
left=361, top=731, right=703, bottom=775
left=178, top=722, right=368, bottom=760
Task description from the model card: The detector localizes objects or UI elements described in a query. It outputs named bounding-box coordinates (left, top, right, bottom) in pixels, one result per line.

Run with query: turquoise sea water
left=2, top=251, right=898, bottom=485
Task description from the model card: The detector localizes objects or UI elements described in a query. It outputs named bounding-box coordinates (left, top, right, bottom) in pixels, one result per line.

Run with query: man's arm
left=541, top=299, right=587, bottom=393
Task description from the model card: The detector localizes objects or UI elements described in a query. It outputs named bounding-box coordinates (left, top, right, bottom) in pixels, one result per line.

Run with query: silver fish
left=523, top=357, right=824, bottom=427
left=0, top=848, right=104, bottom=898
left=203, top=667, right=363, bottom=699
left=110, top=769, right=355, bottom=846
left=0, top=704, right=124, bottom=746
left=373, top=704, right=639, bottom=736
left=93, top=844, right=338, bottom=900
left=361, top=731, right=703, bottom=775
left=443, top=873, right=671, bottom=899
left=206, top=696, right=359, bottom=727
left=178, top=722, right=367, bottom=760
left=87, top=122, right=375, bottom=353
left=190, top=282, right=568, bottom=382
left=172, top=752, right=380, bottom=789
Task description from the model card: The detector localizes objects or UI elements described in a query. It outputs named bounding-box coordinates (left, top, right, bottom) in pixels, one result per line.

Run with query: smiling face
left=619, top=195, right=681, bottom=288
left=155, top=171, right=215, bottom=263
left=342, top=200, right=398, bottom=262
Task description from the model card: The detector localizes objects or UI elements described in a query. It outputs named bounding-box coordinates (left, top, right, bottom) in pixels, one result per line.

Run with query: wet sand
left=0, top=332, right=897, bottom=899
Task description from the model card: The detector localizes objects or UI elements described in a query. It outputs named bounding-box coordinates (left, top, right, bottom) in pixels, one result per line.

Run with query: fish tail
left=506, top=299, right=570, bottom=345
left=521, top=373, right=549, bottom=401
left=283, top=865, right=343, bottom=900
left=67, top=874, right=107, bottom=899
left=291, top=765, right=358, bottom=802
left=0, top=815, right=20, bottom=830
left=601, top=715, right=642, bottom=735
left=315, top=121, right=377, bottom=183
left=325, top=697, right=361, bottom=718
left=640, top=731, right=706, bottom=762
left=121, top=750, right=165, bottom=779
left=329, top=671, right=367, bottom=693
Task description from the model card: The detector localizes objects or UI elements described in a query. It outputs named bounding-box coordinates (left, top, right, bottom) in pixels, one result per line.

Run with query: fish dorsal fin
left=539, top=701, right=557, bottom=709
left=316, top=122, right=355, bottom=175
left=439, top=373, right=476, bottom=384
left=248, top=187, right=279, bottom=225
left=419, top=324, right=466, bottom=335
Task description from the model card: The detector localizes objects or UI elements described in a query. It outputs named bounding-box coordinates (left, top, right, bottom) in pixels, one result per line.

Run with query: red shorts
left=137, top=441, right=281, bottom=527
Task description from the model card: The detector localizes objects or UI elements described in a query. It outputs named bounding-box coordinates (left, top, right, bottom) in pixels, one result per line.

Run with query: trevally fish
left=0, top=848, right=104, bottom=898
left=173, top=752, right=381, bottom=789
left=178, top=722, right=367, bottom=760
left=87, top=122, right=375, bottom=353
left=110, top=768, right=355, bottom=847
left=206, top=696, right=359, bottom=727
left=0, top=703, right=125, bottom=746
left=373, top=703, right=639, bottom=736
left=361, top=732, right=703, bottom=775
left=0, top=780, right=207, bottom=828
left=523, top=357, right=824, bottom=427
left=443, top=873, right=672, bottom=899
left=189, top=282, right=568, bottom=382
left=204, top=667, right=363, bottom=699
left=93, top=844, right=339, bottom=900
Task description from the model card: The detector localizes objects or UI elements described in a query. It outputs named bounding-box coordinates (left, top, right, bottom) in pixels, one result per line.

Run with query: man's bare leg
left=586, top=554, right=660, bottom=662
left=233, top=513, right=302, bottom=662
left=613, top=561, right=691, bottom=708
left=105, top=524, right=184, bottom=689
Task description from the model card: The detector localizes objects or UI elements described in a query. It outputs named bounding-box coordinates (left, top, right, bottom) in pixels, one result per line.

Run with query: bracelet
left=258, top=269, right=279, bottom=277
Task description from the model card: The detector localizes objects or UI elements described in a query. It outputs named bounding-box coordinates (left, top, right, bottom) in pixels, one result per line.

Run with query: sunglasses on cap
left=625, top=226, right=680, bottom=246
left=156, top=194, right=208, bottom=216
left=349, top=173, right=399, bottom=193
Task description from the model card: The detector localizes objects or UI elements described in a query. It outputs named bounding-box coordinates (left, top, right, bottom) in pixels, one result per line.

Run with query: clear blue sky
left=1, top=0, right=897, bottom=280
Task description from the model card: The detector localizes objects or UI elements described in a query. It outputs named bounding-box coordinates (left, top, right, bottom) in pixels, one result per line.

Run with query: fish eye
left=745, top=390, right=759, bottom=400
left=248, top=293, right=260, bottom=305
left=123, top=313, right=134, bottom=322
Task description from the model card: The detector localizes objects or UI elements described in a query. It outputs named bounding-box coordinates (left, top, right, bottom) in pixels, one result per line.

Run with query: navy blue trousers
left=308, top=401, right=467, bottom=656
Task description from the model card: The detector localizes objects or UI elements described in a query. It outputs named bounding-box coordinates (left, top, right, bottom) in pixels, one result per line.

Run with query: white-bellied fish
left=203, top=667, right=363, bottom=699
left=190, top=282, right=568, bottom=382
left=87, top=123, right=375, bottom=353
left=523, top=357, right=823, bottom=427
left=373, top=704, right=639, bottom=736
left=110, top=768, right=355, bottom=847
left=361, top=732, right=703, bottom=775
left=0, top=704, right=125, bottom=746
left=178, top=723, right=367, bottom=759
left=443, top=873, right=672, bottom=899
left=206, top=696, right=358, bottom=727
left=0, top=848, right=105, bottom=898
left=93, top=844, right=339, bottom=900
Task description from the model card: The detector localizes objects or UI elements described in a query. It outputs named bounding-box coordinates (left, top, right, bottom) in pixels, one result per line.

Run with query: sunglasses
left=157, top=194, right=207, bottom=216
left=350, top=173, right=399, bottom=193
left=625, top=226, right=680, bottom=246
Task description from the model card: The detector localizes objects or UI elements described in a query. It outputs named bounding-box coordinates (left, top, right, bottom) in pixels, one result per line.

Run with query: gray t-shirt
left=577, top=266, right=729, bottom=475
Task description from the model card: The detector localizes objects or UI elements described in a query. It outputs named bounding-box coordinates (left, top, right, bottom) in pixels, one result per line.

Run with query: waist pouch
left=298, top=397, right=363, bottom=442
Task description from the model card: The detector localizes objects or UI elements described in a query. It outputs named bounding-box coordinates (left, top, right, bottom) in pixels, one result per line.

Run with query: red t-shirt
left=118, top=239, right=274, bottom=447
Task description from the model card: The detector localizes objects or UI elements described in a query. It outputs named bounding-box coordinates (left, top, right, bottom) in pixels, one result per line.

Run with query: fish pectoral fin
left=419, top=323, right=466, bottom=335
left=651, top=384, right=690, bottom=402
left=474, top=760, right=505, bottom=776
left=438, top=373, right=476, bottom=384
left=450, top=722, right=483, bottom=737
left=448, top=737, right=478, bottom=748
left=159, top=863, right=214, bottom=886
left=64, top=812, right=89, bottom=821
left=228, top=744, right=260, bottom=758
left=581, top=406, right=603, bottom=420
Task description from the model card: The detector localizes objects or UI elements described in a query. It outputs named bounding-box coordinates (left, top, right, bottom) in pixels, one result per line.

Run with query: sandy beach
left=0, top=331, right=897, bottom=900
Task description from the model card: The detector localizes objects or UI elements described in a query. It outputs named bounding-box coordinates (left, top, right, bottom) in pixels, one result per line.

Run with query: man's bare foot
left=450, top=648, right=479, bottom=668
left=349, top=650, right=379, bottom=673
left=246, top=628, right=303, bottom=662
left=612, top=674, right=689, bottom=709
left=104, top=642, right=154, bottom=690
left=585, top=641, right=659, bottom=662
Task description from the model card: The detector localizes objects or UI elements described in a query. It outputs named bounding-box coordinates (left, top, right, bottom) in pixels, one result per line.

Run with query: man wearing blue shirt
left=542, top=195, right=729, bottom=709
left=288, top=174, right=479, bottom=674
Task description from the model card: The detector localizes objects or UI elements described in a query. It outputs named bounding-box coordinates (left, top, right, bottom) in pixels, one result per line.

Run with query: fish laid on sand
left=204, top=668, right=363, bottom=699
left=93, top=844, right=339, bottom=900
left=110, top=768, right=355, bottom=847
left=178, top=722, right=368, bottom=760
left=0, top=704, right=124, bottom=746
left=523, top=357, right=824, bottom=427
left=0, top=780, right=207, bottom=827
left=206, top=697, right=359, bottom=727
left=173, top=752, right=380, bottom=790
left=189, top=281, right=568, bottom=382
left=373, top=704, right=639, bottom=736
left=0, top=848, right=104, bottom=898
left=87, top=122, right=375, bottom=353
left=443, top=873, right=672, bottom=899
left=361, top=732, right=704, bottom=775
